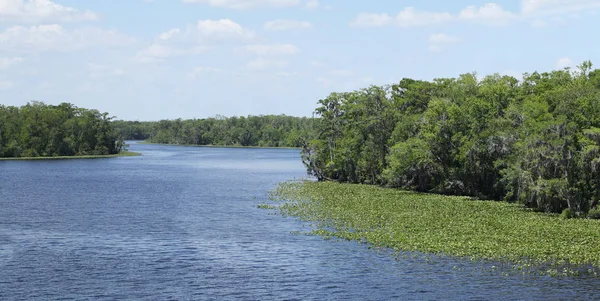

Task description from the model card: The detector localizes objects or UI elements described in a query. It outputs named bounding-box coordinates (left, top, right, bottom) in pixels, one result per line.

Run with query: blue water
left=1, top=142, right=599, bottom=300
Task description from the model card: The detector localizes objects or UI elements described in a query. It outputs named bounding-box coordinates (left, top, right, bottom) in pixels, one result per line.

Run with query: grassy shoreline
left=138, top=141, right=301, bottom=150
left=269, top=180, right=600, bottom=276
left=0, top=151, right=141, bottom=161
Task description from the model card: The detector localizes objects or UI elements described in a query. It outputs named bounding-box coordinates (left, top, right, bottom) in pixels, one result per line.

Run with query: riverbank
left=269, top=180, right=600, bottom=276
left=139, top=141, right=301, bottom=150
left=0, top=151, right=141, bottom=161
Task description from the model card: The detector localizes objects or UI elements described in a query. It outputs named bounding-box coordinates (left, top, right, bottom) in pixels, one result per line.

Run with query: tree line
left=0, top=101, right=125, bottom=158
left=6, top=62, right=599, bottom=217
left=113, top=115, right=317, bottom=148
left=302, top=61, right=600, bottom=217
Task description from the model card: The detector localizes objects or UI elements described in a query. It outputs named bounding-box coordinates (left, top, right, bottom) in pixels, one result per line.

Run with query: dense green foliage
left=271, top=181, right=600, bottom=275
left=0, top=101, right=126, bottom=158
left=114, top=115, right=317, bottom=148
left=112, top=120, right=154, bottom=141
left=302, top=61, right=600, bottom=215
left=0, top=151, right=140, bottom=161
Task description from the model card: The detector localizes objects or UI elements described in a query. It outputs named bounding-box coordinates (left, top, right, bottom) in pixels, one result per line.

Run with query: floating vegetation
left=269, top=180, right=600, bottom=277
left=257, top=204, right=277, bottom=210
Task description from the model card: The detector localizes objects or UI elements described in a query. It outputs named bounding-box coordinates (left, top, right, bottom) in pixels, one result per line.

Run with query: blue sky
left=0, top=0, right=598, bottom=121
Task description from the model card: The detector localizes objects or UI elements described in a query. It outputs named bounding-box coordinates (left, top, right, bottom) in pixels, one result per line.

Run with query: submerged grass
left=269, top=180, right=600, bottom=277
left=0, top=151, right=141, bottom=161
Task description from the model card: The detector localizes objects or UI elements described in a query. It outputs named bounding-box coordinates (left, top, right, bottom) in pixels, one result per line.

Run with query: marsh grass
left=269, top=180, right=600, bottom=277
left=0, top=151, right=141, bottom=161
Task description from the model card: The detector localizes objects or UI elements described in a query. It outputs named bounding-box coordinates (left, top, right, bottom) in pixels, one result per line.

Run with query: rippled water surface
left=1, top=142, right=600, bottom=300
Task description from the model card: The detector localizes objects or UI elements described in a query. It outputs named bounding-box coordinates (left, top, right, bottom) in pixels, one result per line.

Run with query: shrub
left=560, top=208, right=575, bottom=219
left=588, top=208, right=600, bottom=219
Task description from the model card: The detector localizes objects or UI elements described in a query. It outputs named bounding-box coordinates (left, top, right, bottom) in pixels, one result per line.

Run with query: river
left=1, top=142, right=599, bottom=300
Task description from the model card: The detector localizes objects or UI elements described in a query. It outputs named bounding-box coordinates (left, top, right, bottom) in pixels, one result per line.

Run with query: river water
left=1, top=142, right=599, bottom=300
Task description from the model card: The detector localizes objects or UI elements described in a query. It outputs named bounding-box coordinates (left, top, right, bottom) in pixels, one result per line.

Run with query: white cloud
left=305, top=0, right=319, bottom=9
left=158, top=28, right=181, bottom=41
left=458, top=3, right=517, bottom=25
left=134, top=19, right=252, bottom=63
left=182, top=0, right=327, bottom=10
left=522, top=0, right=600, bottom=15
left=0, top=57, right=24, bottom=69
left=133, top=44, right=172, bottom=63
left=0, top=25, right=135, bottom=53
left=0, top=0, right=97, bottom=23
left=182, top=0, right=300, bottom=9
left=556, top=57, right=573, bottom=69
left=521, top=0, right=600, bottom=26
left=304, top=0, right=332, bottom=10
left=428, top=33, right=461, bottom=52
left=429, top=33, right=460, bottom=44
left=246, top=58, right=289, bottom=70
left=263, top=19, right=312, bottom=31
left=396, top=7, right=455, bottom=27
left=350, top=1, right=598, bottom=28
left=195, top=19, right=254, bottom=40
left=350, top=7, right=454, bottom=27
left=350, top=13, right=393, bottom=27
left=351, top=5, right=515, bottom=27
left=523, top=0, right=554, bottom=13
left=133, top=44, right=208, bottom=63
left=241, top=44, right=299, bottom=55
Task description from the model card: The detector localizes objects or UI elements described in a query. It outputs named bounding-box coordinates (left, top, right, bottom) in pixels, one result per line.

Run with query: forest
left=113, top=115, right=317, bottom=148
left=0, top=101, right=125, bottom=158
left=301, top=61, right=600, bottom=217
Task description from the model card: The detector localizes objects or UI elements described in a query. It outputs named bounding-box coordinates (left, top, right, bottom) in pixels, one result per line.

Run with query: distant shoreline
left=138, top=141, right=302, bottom=150
left=0, top=151, right=142, bottom=161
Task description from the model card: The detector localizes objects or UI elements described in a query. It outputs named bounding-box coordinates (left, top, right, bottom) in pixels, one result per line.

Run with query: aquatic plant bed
left=0, top=151, right=141, bottom=161
left=269, top=181, right=600, bottom=277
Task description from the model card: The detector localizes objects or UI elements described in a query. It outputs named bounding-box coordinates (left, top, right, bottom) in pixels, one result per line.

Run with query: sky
left=0, top=0, right=598, bottom=121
